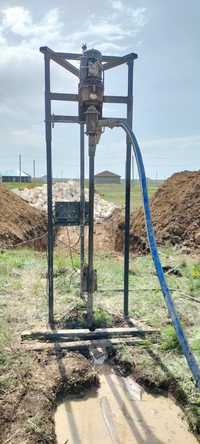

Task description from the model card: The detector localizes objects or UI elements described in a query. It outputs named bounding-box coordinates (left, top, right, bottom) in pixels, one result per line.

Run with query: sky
left=0, top=0, right=199, bottom=179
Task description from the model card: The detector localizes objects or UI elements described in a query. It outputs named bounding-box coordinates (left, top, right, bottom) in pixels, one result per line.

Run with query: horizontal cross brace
left=50, top=92, right=129, bottom=104
left=55, top=52, right=138, bottom=65
left=51, top=115, right=128, bottom=124
left=52, top=115, right=79, bottom=123
left=50, top=93, right=78, bottom=101
left=104, top=95, right=129, bottom=104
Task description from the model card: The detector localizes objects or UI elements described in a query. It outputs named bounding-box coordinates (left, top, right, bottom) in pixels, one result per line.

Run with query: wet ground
left=55, top=365, right=198, bottom=444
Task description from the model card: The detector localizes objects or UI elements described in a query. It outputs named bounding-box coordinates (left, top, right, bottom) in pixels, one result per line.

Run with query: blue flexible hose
left=100, top=119, right=200, bottom=389
left=121, top=121, right=200, bottom=389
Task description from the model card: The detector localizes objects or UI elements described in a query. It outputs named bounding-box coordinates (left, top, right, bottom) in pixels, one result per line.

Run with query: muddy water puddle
left=55, top=365, right=198, bottom=444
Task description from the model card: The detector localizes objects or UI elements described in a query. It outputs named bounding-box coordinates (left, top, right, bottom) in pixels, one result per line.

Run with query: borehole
left=55, top=365, right=198, bottom=444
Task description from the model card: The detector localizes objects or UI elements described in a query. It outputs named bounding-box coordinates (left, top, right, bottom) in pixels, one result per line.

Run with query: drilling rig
left=38, top=44, right=200, bottom=389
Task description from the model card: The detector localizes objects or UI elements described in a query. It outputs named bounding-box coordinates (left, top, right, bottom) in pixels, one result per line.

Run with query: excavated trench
left=55, top=364, right=198, bottom=444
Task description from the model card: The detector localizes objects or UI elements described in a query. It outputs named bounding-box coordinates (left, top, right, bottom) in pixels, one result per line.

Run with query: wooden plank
left=22, top=337, right=146, bottom=352
left=128, top=317, right=160, bottom=333
left=21, top=326, right=159, bottom=342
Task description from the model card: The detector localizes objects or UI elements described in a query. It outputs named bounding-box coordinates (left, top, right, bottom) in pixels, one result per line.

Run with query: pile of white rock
left=14, top=181, right=117, bottom=221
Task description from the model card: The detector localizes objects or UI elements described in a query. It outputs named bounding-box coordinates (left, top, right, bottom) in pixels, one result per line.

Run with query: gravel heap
left=15, top=181, right=117, bottom=221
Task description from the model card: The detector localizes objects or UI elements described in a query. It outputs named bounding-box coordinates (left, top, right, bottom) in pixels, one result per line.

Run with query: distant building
left=95, top=170, right=121, bottom=184
left=0, top=169, right=32, bottom=183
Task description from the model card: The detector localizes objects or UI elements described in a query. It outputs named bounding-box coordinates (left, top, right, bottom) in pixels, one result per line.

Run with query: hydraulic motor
left=78, top=48, right=104, bottom=123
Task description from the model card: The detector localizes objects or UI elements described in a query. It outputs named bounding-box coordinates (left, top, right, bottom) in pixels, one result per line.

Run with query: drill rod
left=87, top=135, right=96, bottom=327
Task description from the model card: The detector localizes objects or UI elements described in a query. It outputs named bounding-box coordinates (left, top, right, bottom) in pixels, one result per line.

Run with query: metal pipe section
left=80, top=124, right=85, bottom=295
left=124, top=59, right=134, bottom=317
left=44, top=54, right=54, bottom=325
left=87, top=135, right=96, bottom=327
left=98, top=118, right=200, bottom=390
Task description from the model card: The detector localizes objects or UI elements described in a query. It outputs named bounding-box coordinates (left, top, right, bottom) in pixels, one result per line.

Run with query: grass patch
left=95, top=181, right=159, bottom=207
left=160, top=326, right=181, bottom=352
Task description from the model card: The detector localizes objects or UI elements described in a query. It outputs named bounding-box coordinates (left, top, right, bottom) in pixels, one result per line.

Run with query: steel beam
left=51, top=115, right=127, bottom=124
left=40, top=46, right=80, bottom=78
left=50, top=93, right=127, bottom=104
left=124, top=59, right=134, bottom=318
left=55, top=52, right=138, bottom=63
left=80, top=123, right=85, bottom=295
left=104, top=95, right=128, bottom=104
left=44, top=54, right=54, bottom=325
left=51, top=115, right=80, bottom=124
left=103, top=53, right=137, bottom=71
left=102, top=117, right=127, bottom=123
left=50, top=92, right=78, bottom=102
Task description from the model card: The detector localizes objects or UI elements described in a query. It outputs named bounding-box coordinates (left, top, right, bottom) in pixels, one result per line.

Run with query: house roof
left=0, top=169, right=31, bottom=177
left=95, top=170, right=121, bottom=178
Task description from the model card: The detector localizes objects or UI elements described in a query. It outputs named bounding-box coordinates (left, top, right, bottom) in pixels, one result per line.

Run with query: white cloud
left=1, top=7, right=62, bottom=39
left=131, top=7, right=147, bottom=27
left=142, top=135, right=200, bottom=150
left=0, top=4, right=147, bottom=62
left=110, top=0, right=123, bottom=11
left=109, top=1, right=147, bottom=30
left=1, top=6, right=32, bottom=36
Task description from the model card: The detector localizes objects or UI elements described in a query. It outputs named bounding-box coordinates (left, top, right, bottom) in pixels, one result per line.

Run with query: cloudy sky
left=0, top=0, right=199, bottom=179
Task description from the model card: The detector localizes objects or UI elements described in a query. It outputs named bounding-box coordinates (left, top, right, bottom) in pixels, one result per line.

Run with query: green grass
left=160, top=326, right=181, bottom=352
left=2, top=180, right=43, bottom=190
left=95, top=181, right=159, bottom=207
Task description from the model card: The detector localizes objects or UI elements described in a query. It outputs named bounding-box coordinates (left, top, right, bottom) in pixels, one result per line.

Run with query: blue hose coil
left=118, top=121, right=200, bottom=389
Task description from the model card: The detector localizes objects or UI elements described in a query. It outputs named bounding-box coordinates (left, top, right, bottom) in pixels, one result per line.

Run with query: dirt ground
left=0, top=352, right=98, bottom=444
left=56, top=208, right=121, bottom=254
left=1, top=344, right=200, bottom=444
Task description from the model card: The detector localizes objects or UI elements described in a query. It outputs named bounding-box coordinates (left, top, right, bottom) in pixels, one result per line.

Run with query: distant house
left=0, top=169, right=32, bottom=183
left=95, top=170, right=121, bottom=184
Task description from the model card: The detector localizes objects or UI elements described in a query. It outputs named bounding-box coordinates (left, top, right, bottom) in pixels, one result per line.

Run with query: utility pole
left=33, top=159, right=36, bottom=179
left=19, top=153, right=22, bottom=183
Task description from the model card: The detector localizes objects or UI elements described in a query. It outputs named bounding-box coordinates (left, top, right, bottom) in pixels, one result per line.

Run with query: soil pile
left=15, top=181, right=117, bottom=221
left=115, top=171, right=200, bottom=253
left=0, top=185, right=47, bottom=248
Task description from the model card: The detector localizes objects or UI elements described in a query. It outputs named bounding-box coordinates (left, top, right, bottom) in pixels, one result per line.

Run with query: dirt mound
left=0, top=185, right=47, bottom=248
left=115, top=171, right=200, bottom=253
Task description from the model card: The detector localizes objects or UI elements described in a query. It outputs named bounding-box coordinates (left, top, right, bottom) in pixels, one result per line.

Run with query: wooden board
left=21, top=326, right=159, bottom=342
left=22, top=337, right=147, bottom=352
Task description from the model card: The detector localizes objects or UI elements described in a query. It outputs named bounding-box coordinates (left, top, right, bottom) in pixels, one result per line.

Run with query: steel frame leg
left=124, top=59, right=134, bottom=318
left=44, top=54, right=54, bottom=325
left=80, top=123, right=85, bottom=295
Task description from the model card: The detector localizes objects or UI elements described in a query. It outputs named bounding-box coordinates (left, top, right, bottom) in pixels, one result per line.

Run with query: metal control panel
left=55, top=201, right=89, bottom=226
